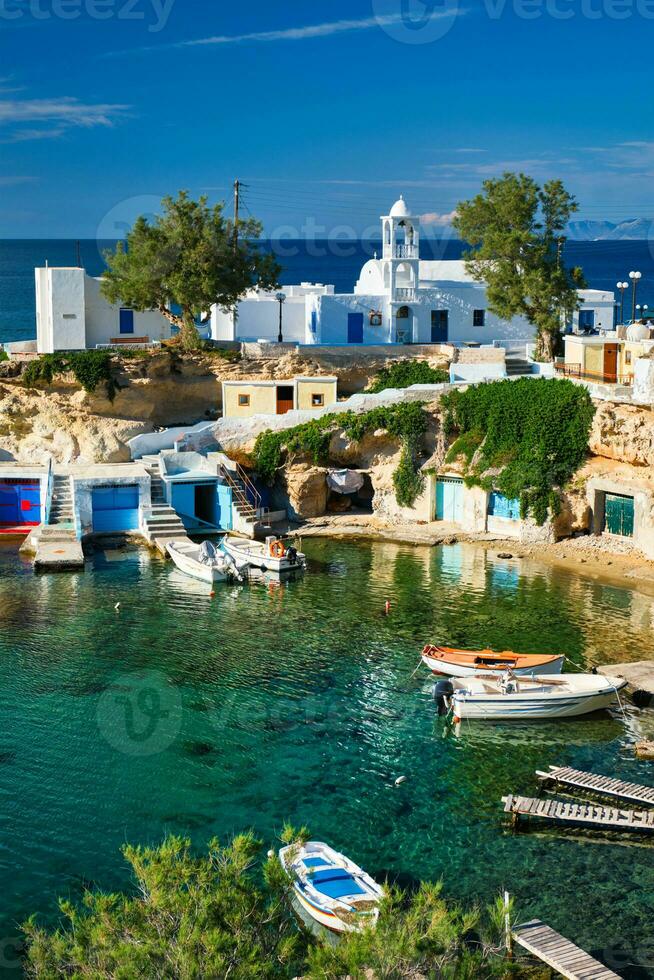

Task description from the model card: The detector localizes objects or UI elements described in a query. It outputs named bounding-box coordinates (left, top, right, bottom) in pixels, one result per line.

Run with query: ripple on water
left=0, top=538, right=653, bottom=976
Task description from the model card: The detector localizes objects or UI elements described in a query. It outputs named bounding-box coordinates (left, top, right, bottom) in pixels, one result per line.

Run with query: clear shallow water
left=0, top=538, right=653, bottom=976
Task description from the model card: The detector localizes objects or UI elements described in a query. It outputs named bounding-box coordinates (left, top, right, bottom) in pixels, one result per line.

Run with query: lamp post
left=629, top=271, right=642, bottom=322
left=276, top=292, right=286, bottom=344
left=639, top=303, right=649, bottom=323
left=617, top=281, right=629, bottom=325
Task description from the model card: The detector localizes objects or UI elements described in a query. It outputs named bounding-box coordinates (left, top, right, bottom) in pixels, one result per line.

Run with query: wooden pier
left=513, top=919, right=620, bottom=980
left=536, top=765, right=654, bottom=807
left=502, top=794, right=654, bottom=833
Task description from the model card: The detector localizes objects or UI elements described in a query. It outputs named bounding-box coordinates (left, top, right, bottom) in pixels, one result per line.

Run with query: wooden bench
left=109, top=336, right=150, bottom=345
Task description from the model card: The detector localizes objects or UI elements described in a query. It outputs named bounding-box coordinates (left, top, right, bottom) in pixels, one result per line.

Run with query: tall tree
left=101, top=191, right=281, bottom=350
left=453, top=173, right=585, bottom=361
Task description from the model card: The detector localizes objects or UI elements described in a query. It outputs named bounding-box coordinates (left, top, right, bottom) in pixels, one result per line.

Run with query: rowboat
left=435, top=672, right=628, bottom=721
left=422, top=644, right=564, bottom=677
left=279, top=841, right=384, bottom=934
left=222, top=535, right=306, bottom=574
left=167, top=539, right=243, bottom=584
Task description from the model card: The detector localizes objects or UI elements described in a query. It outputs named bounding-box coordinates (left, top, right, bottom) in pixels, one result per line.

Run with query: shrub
left=367, top=359, right=449, bottom=393
left=252, top=401, right=429, bottom=508
left=0, top=349, right=8, bottom=363
left=442, top=377, right=595, bottom=524
left=22, top=351, right=116, bottom=400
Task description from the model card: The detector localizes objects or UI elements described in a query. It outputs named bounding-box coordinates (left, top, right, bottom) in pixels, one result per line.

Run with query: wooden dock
left=536, top=766, right=654, bottom=807
left=513, top=919, right=620, bottom=979
left=502, top=794, right=654, bottom=833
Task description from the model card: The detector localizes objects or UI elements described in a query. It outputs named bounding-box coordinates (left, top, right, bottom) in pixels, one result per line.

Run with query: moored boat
left=422, top=644, right=564, bottom=677
left=167, top=539, right=243, bottom=584
left=279, top=840, right=384, bottom=934
left=435, top=672, right=628, bottom=721
left=222, top=535, right=306, bottom=574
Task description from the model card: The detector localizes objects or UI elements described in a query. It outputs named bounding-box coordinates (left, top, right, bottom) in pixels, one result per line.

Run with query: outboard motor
left=286, top=546, right=298, bottom=565
left=433, top=680, right=454, bottom=717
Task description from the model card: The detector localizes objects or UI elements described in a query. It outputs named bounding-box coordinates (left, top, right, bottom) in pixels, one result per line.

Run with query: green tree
left=453, top=173, right=585, bottom=361
left=101, top=191, right=281, bottom=350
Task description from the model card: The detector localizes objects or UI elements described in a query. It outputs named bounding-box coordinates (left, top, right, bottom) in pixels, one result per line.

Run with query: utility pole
left=233, top=179, right=240, bottom=250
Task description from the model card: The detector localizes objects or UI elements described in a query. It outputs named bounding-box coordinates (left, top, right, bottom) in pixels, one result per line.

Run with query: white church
left=211, top=195, right=616, bottom=347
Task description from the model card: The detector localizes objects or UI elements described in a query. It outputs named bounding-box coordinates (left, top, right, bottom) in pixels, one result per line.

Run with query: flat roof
left=222, top=377, right=338, bottom=387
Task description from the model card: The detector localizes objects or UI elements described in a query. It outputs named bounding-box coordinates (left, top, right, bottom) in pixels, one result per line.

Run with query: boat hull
left=167, top=544, right=230, bottom=583
left=222, top=538, right=305, bottom=574
left=423, top=653, right=564, bottom=677
left=452, top=679, right=627, bottom=720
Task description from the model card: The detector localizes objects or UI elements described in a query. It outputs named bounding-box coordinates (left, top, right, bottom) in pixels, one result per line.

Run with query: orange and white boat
left=421, top=645, right=564, bottom=677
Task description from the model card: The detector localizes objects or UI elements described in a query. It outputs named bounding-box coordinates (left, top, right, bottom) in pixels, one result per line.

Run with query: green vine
left=22, top=351, right=117, bottom=400
left=366, top=359, right=449, bottom=393
left=442, top=377, right=595, bottom=525
left=251, top=401, right=428, bottom=507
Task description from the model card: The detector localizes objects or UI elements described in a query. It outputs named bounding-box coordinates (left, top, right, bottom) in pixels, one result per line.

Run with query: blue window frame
left=579, top=309, right=595, bottom=331
left=488, top=492, right=521, bottom=520
left=119, top=308, right=135, bottom=334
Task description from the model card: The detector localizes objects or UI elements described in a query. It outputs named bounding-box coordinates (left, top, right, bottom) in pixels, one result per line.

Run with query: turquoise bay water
left=0, top=538, right=653, bottom=976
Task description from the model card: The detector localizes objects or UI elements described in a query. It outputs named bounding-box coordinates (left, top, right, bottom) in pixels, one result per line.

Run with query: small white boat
left=279, top=841, right=384, bottom=934
left=167, top=539, right=243, bottom=584
left=222, top=535, right=306, bottom=574
left=435, top=672, right=628, bottom=721
left=422, top=644, right=564, bottom=677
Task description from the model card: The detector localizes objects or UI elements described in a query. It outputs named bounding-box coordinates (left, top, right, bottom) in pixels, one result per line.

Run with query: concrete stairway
left=506, top=354, right=533, bottom=377
left=48, top=474, right=74, bottom=527
left=221, top=467, right=258, bottom=527
left=141, top=454, right=188, bottom=552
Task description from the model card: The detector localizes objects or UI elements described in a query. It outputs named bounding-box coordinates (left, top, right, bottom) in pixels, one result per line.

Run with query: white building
left=35, top=266, right=172, bottom=354
left=212, top=196, right=614, bottom=347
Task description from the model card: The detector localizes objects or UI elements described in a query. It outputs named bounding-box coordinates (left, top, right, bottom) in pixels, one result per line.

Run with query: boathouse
left=0, top=462, right=49, bottom=532
left=70, top=464, right=151, bottom=537
left=222, top=377, right=338, bottom=418
left=158, top=452, right=234, bottom=531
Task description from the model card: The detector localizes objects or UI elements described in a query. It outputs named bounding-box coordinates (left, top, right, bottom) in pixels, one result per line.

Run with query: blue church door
left=347, top=313, right=364, bottom=344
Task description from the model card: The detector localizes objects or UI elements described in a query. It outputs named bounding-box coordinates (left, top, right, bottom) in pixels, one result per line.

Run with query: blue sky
left=1, top=0, right=653, bottom=237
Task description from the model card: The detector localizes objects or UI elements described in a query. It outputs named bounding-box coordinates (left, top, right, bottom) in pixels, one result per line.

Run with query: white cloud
left=421, top=210, right=458, bottom=226
left=0, top=96, right=130, bottom=142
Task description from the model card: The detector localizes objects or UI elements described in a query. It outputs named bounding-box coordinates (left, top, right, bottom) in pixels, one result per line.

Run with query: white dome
left=389, top=195, right=411, bottom=218
left=627, top=323, right=650, bottom=341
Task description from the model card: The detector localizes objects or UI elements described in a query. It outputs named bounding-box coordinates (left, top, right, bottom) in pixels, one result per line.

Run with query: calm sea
left=1, top=238, right=654, bottom=345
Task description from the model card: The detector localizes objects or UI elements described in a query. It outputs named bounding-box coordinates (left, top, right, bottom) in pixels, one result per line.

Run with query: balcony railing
left=394, top=244, right=418, bottom=259
left=555, top=363, right=632, bottom=386
left=394, top=288, right=416, bottom=301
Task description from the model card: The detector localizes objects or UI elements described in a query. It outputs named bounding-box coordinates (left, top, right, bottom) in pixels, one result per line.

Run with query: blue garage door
left=92, top=486, right=139, bottom=532
left=435, top=478, right=463, bottom=523
left=0, top=480, right=41, bottom=526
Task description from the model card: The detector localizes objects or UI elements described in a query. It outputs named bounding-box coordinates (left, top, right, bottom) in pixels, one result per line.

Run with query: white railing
left=394, top=245, right=418, bottom=259
left=395, top=288, right=416, bottom=301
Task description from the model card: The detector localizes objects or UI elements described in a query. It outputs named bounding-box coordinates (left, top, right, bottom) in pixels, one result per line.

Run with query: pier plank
left=502, top=794, right=654, bottom=834
left=537, top=766, right=654, bottom=807
left=513, top=919, right=620, bottom=979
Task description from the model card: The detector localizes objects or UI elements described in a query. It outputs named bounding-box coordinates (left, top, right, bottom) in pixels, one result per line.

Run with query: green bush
left=252, top=401, right=429, bottom=508
left=367, top=359, right=449, bottom=393
left=0, top=349, right=8, bottom=363
left=22, top=351, right=116, bottom=400
left=442, top=377, right=595, bottom=524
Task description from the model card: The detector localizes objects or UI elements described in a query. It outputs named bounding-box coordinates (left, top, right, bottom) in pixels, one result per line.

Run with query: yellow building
left=222, top=377, right=338, bottom=419
left=562, top=330, right=654, bottom=385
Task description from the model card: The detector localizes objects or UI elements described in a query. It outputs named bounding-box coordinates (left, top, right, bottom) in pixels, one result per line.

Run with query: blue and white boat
left=279, top=841, right=384, bottom=934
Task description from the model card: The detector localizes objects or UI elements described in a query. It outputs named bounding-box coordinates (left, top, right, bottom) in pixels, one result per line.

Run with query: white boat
left=279, top=841, right=384, bottom=934
left=436, top=672, right=628, bottom=721
left=222, top=535, right=306, bottom=574
left=422, top=644, right=564, bottom=677
left=167, top=539, right=243, bottom=584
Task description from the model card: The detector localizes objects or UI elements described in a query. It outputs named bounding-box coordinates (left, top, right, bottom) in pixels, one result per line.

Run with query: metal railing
left=393, top=245, right=418, bottom=259
left=394, top=288, right=416, bottom=301
left=221, top=463, right=262, bottom=515
left=555, top=364, right=633, bottom=386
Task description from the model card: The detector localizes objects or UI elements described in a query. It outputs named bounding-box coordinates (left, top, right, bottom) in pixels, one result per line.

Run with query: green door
left=604, top=493, right=634, bottom=537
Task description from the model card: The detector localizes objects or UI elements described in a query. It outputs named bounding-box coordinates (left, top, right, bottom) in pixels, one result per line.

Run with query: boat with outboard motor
left=221, top=535, right=306, bottom=574
left=167, top=539, right=244, bottom=584
left=433, top=671, right=628, bottom=721
left=279, top=840, right=384, bottom=934
left=422, top=644, right=564, bottom=677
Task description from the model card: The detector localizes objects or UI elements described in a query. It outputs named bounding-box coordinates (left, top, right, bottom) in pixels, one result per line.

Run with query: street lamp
left=629, top=271, right=642, bottom=322
left=636, top=303, right=649, bottom=322
left=616, top=281, right=629, bottom=325
left=276, top=292, right=286, bottom=344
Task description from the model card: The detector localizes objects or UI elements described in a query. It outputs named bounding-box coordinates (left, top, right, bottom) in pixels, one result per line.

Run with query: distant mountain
left=567, top=218, right=654, bottom=241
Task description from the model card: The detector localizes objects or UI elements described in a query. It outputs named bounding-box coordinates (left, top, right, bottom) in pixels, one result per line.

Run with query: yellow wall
left=223, top=384, right=278, bottom=418
left=296, top=379, right=338, bottom=411
left=620, top=341, right=646, bottom=379
left=564, top=339, right=584, bottom=370
left=583, top=344, right=604, bottom=378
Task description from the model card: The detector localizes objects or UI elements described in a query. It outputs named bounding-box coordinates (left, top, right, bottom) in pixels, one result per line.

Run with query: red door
left=603, top=345, right=618, bottom=383
left=276, top=386, right=294, bottom=415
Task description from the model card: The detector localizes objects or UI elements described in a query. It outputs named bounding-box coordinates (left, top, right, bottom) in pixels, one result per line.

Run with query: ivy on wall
left=366, top=360, right=449, bottom=393
left=442, top=377, right=595, bottom=525
left=251, top=401, right=428, bottom=507
left=22, top=351, right=117, bottom=400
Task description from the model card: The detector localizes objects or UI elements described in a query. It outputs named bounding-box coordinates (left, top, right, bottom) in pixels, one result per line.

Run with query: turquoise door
left=92, top=486, right=139, bottom=532
left=604, top=493, right=634, bottom=537
left=435, top=478, right=463, bottom=522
